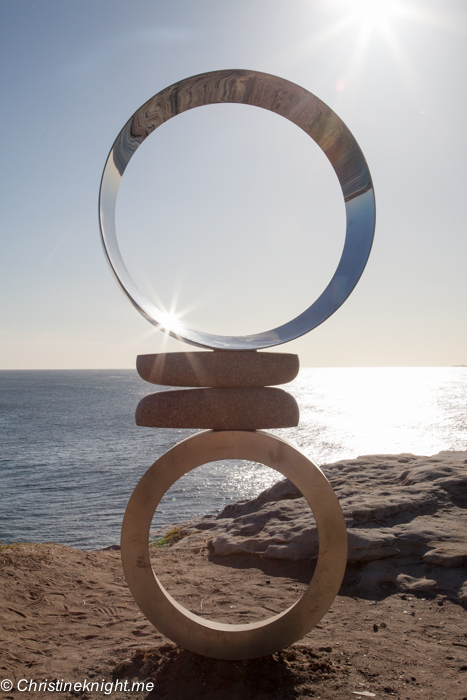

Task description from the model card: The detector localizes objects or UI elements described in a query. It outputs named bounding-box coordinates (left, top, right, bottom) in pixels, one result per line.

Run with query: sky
left=1, top=0, right=466, bottom=369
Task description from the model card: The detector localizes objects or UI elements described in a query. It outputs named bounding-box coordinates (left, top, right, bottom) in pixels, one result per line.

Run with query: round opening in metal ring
left=120, top=430, right=348, bottom=660
left=99, top=69, right=375, bottom=350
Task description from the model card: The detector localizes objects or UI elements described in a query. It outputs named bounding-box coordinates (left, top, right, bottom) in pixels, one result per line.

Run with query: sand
left=1, top=541, right=466, bottom=700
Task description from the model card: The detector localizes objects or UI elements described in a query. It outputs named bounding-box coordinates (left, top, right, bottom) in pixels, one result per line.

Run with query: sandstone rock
left=396, top=574, right=437, bottom=593
left=357, top=560, right=400, bottom=590
left=137, top=351, right=299, bottom=387
left=189, top=451, right=467, bottom=603
left=217, top=478, right=302, bottom=519
left=422, top=542, right=467, bottom=568
left=135, top=387, right=299, bottom=429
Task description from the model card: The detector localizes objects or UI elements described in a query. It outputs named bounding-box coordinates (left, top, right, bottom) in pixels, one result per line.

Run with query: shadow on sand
left=112, top=641, right=338, bottom=700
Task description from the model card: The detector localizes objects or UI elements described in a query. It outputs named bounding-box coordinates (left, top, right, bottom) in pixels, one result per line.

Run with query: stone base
left=135, top=387, right=299, bottom=430
left=136, top=351, right=299, bottom=388
left=121, top=430, right=347, bottom=659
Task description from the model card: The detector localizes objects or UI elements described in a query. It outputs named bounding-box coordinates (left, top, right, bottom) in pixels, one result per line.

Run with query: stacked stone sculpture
left=135, top=351, right=300, bottom=430
left=98, top=69, right=376, bottom=659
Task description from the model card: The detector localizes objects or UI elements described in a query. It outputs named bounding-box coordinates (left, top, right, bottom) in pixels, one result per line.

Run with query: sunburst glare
left=285, top=0, right=449, bottom=96
left=333, top=0, right=410, bottom=88
left=344, top=0, right=405, bottom=33
left=158, top=310, right=182, bottom=334
left=130, top=287, right=207, bottom=350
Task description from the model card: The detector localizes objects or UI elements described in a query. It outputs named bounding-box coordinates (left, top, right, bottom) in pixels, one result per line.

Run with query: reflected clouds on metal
left=99, top=69, right=375, bottom=350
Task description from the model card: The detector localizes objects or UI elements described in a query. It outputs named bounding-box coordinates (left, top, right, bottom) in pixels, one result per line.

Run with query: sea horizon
left=1, top=366, right=466, bottom=550
left=1, top=364, right=465, bottom=371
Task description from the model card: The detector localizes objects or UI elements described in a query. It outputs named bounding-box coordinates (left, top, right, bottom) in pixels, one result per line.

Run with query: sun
left=341, top=0, right=404, bottom=34
left=158, top=310, right=182, bottom=333
left=315, top=0, right=412, bottom=95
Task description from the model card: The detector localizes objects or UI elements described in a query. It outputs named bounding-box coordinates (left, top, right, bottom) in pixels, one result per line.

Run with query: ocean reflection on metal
left=99, top=69, right=375, bottom=349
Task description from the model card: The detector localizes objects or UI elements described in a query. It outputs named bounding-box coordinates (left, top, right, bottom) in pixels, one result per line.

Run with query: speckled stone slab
left=135, top=387, right=299, bottom=430
left=136, top=352, right=299, bottom=388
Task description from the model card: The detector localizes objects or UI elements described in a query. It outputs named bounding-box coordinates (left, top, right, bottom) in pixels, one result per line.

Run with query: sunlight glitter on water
left=0, top=367, right=465, bottom=548
left=283, top=367, right=467, bottom=464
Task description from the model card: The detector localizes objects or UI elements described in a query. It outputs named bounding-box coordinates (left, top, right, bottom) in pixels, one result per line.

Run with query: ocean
left=0, top=367, right=466, bottom=550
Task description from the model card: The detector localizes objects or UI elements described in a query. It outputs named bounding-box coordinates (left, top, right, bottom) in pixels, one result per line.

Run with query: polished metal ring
left=99, top=69, right=375, bottom=350
left=121, top=429, right=348, bottom=660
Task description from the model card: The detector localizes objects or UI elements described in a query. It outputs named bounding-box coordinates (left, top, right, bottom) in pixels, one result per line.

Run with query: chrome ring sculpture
left=99, top=69, right=375, bottom=660
left=99, top=69, right=375, bottom=350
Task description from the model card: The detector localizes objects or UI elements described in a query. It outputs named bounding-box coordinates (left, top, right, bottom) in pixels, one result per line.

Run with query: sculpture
left=98, top=69, right=375, bottom=660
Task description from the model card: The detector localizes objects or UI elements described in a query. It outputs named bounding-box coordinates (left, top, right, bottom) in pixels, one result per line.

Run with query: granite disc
left=135, top=387, right=299, bottom=430
left=136, top=351, right=299, bottom=387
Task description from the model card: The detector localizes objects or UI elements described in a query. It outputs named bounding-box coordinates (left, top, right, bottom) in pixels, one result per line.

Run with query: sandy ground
left=1, top=542, right=466, bottom=700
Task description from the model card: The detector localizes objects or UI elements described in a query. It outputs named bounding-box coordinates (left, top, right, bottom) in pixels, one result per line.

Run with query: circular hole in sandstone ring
left=148, top=459, right=317, bottom=624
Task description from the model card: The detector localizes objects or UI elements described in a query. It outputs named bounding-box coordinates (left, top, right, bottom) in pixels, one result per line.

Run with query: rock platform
left=174, top=451, right=467, bottom=604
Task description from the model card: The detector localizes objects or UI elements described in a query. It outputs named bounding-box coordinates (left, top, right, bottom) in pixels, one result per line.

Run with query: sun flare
left=347, top=0, right=404, bottom=31
left=309, top=0, right=418, bottom=96
left=158, top=310, right=181, bottom=333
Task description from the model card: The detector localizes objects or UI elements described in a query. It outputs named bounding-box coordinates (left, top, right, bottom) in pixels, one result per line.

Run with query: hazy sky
left=1, top=0, right=466, bottom=368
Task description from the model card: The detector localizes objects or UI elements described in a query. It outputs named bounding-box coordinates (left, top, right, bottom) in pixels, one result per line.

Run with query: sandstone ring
left=120, top=429, right=348, bottom=660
